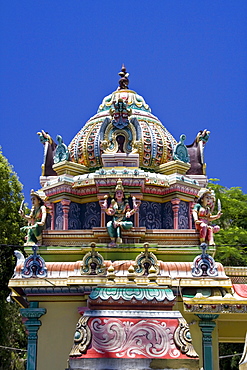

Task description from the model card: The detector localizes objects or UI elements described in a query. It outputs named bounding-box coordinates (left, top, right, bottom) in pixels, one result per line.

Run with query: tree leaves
left=0, top=148, right=27, bottom=370
left=208, top=181, right=247, bottom=265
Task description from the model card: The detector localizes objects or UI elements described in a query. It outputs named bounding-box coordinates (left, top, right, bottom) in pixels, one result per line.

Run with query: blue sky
left=0, top=1, right=246, bottom=204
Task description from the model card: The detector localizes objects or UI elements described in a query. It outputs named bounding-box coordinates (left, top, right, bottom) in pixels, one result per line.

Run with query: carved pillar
left=61, top=199, right=71, bottom=230
left=45, top=202, right=55, bottom=230
left=171, top=198, right=180, bottom=229
left=99, top=200, right=106, bottom=227
left=20, top=302, right=46, bottom=370
left=134, top=199, right=141, bottom=227
left=197, top=314, right=219, bottom=370
left=51, top=202, right=55, bottom=230
left=189, top=201, right=194, bottom=229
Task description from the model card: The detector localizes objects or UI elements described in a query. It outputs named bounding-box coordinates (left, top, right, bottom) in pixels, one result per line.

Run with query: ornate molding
left=89, top=287, right=175, bottom=302
left=185, top=303, right=247, bottom=314
left=23, top=286, right=92, bottom=295
left=70, top=316, right=91, bottom=356
left=88, top=286, right=176, bottom=310
left=81, top=246, right=106, bottom=275
left=174, top=318, right=198, bottom=358
left=83, top=309, right=183, bottom=319
left=197, top=314, right=219, bottom=321
left=21, top=245, right=47, bottom=278
left=191, top=243, right=218, bottom=277
left=88, top=317, right=180, bottom=359
left=20, top=307, right=47, bottom=320
left=134, top=243, right=160, bottom=275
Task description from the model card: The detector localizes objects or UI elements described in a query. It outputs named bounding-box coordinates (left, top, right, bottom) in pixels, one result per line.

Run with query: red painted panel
left=78, top=317, right=190, bottom=359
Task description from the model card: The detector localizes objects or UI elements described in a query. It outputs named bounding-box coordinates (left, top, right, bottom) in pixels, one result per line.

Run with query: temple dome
left=68, top=88, right=177, bottom=172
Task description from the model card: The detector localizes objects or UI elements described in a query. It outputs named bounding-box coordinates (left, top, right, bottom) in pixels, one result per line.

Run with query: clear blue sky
left=1, top=1, right=246, bottom=204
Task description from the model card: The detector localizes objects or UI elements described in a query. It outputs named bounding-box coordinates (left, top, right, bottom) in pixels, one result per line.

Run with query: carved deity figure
left=20, top=190, right=47, bottom=245
left=100, top=179, right=139, bottom=247
left=109, top=98, right=132, bottom=130
left=193, top=188, right=222, bottom=246
left=53, top=135, right=69, bottom=164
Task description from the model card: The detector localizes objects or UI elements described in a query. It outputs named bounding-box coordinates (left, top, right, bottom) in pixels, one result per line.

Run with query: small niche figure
left=19, top=190, right=47, bottom=245
left=101, top=179, right=139, bottom=247
left=193, top=188, right=222, bottom=246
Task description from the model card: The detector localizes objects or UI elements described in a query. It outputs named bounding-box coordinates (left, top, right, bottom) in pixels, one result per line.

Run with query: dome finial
left=118, top=64, right=129, bottom=90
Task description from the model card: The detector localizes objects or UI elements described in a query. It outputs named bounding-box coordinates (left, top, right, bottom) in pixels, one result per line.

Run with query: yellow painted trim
left=158, top=160, right=191, bottom=175
left=179, top=278, right=232, bottom=288
left=52, top=160, right=88, bottom=176
left=183, top=295, right=247, bottom=304
left=219, top=337, right=246, bottom=343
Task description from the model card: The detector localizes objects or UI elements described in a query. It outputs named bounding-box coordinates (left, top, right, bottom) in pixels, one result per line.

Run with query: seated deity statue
left=193, top=188, right=222, bottom=246
left=100, top=179, right=139, bottom=247
left=19, top=190, right=47, bottom=245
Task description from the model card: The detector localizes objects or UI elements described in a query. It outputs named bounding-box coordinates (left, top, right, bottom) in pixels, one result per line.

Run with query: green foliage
left=0, top=148, right=25, bottom=245
left=0, top=148, right=27, bottom=369
left=219, top=342, right=244, bottom=370
left=208, top=181, right=247, bottom=368
left=0, top=148, right=26, bottom=298
left=0, top=301, right=27, bottom=370
left=208, top=180, right=247, bottom=266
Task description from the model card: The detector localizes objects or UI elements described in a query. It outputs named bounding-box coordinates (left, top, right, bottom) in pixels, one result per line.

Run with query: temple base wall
left=37, top=302, right=82, bottom=370
left=68, top=358, right=199, bottom=370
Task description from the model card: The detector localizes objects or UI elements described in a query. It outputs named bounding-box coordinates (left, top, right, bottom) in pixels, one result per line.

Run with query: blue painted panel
left=163, top=202, right=174, bottom=229
left=45, top=213, right=51, bottom=230
left=68, top=201, right=101, bottom=230
left=139, top=201, right=162, bottom=229
left=54, top=202, right=63, bottom=230
left=178, top=201, right=189, bottom=229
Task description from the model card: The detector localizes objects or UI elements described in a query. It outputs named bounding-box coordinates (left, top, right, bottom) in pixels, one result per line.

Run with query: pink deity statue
left=193, top=188, right=222, bottom=246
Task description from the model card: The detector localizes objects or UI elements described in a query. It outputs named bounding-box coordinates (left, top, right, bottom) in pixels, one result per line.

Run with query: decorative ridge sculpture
left=191, top=242, right=218, bottom=277
left=118, top=64, right=129, bottom=90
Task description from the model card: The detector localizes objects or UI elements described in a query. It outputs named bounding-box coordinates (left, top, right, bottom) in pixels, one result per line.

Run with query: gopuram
left=9, top=66, right=247, bottom=370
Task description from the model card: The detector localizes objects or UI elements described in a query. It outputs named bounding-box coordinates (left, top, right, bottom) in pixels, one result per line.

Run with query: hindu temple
left=9, top=66, right=247, bottom=370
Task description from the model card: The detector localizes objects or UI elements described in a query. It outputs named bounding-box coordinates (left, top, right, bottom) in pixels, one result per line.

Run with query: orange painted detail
left=233, top=284, right=247, bottom=298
